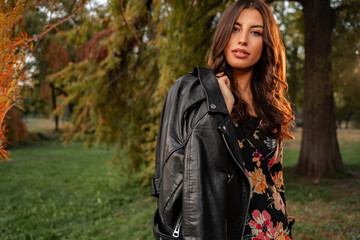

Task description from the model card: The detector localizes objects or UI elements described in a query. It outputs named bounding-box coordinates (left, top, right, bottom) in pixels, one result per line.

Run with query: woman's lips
left=232, top=49, right=249, bottom=58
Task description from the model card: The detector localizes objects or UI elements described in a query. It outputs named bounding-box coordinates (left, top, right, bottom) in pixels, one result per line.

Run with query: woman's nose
left=238, top=31, right=248, bottom=45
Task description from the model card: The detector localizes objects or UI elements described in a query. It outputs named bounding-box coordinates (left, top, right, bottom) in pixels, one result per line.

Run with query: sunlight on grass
left=24, top=117, right=68, bottom=133
left=282, top=129, right=360, bottom=240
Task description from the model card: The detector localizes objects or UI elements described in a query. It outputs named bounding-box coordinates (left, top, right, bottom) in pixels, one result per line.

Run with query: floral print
left=264, top=138, right=276, bottom=150
left=274, top=222, right=292, bottom=240
left=272, top=171, right=284, bottom=189
left=268, top=156, right=276, bottom=167
left=249, top=168, right=268, bottom=194
left=271, top=187, right=286, bottom=214
left=249, top=210, right=276, bottom=240
left=233, top=117, right=294, bottom=240
left=252, top=150, right=264, bottom=167
left=238, top=139, right=244, bottom=148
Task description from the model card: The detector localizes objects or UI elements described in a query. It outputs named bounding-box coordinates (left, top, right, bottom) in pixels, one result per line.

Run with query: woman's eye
left=251, top=31, right=262, bottom=36
left=233, top=27, right=240, bottom=32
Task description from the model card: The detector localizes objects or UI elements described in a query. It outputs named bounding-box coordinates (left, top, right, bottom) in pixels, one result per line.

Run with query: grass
left=22, top=117, right=67, bottom=133
left=0, top=139, right=156, bottom=240
left=1, top=119, right=359, bottom=239
left=283, top=128, right=360, bottom=240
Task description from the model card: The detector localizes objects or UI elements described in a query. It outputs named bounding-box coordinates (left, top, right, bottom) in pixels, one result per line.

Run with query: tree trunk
left=345, top=111, right=353, bottom=129
left=297, top=0, right=343, bottom=177
left=50, top=83, right=59, bottom=132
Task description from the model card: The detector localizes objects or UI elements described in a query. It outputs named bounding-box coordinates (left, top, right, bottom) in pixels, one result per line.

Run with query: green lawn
left=283, top=129, right=360, bottom=240
left=0, top=140, right=156, bottom=240
left=0, top=127, right=359, bottom=239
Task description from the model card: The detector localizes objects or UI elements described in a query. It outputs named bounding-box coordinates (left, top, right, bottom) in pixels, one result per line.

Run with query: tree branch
left=27, top=0, right=89, bottom=42
left=119, top=0, right=141, bottom=44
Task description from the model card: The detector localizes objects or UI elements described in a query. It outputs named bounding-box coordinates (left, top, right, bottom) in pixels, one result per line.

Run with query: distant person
left=151, top=0, right=295, bottom=239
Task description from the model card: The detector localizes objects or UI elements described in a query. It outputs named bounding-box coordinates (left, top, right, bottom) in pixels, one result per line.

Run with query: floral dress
left=232, top=116, right=295, bottom=240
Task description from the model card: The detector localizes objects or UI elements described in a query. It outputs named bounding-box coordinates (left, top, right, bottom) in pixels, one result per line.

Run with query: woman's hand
left=216, top=72, right=235, bottom=114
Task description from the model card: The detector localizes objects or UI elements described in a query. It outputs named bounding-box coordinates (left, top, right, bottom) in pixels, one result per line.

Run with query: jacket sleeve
left=181, top=110, right=228, bottom=240
left=155, top=80, right=188, bottom=236
left=156, top=76, right=228, bottom=239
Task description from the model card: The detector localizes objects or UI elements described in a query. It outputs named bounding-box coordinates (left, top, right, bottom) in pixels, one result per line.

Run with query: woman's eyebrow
left=234, top=22, right=264, bottom=28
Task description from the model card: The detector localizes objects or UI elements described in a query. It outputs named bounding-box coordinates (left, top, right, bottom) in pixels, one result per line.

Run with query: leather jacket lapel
left=218, top=115, right=247, bottom=172
left=194, top=66, right=229, bottom=114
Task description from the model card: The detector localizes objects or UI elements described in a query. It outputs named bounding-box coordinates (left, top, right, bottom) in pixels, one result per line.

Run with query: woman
left=152, top=0, right=295, bottom=239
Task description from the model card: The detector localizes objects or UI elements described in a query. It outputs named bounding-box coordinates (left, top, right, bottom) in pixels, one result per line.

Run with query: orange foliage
left=0, top=0, right=29, bottom=161
left=6, top=108, right=32, bottom=146
left=0, top=0, right=89, bottom=161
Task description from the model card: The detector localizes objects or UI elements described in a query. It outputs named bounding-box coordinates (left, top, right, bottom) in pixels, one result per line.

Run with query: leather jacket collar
left=194, top=66, right=229, bottom=115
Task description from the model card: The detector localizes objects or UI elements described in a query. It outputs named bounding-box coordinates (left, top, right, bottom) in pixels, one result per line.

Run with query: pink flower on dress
left=272, top=191, right=286, bottom=214
left=252, top=150, right=264, bottom=167
left=249, top=210, right=276, bottom=240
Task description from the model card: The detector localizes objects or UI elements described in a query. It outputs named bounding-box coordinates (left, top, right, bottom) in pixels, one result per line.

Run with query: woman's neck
left=233, top=68, right=257, bottom=117
left=233, top=68, right=253, bottom=93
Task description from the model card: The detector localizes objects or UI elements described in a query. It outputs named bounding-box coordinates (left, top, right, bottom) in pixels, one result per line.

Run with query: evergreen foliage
left=47, top=1, right=232, bottom=181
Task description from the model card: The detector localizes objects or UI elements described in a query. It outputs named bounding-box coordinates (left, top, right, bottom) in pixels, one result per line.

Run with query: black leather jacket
left=153, top=66, right=252, bottom=240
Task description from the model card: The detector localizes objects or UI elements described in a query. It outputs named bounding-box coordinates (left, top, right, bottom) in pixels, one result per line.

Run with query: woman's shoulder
left=166, top=66, right=210, bottom=102
left=170, top=66, right=213, bottom=90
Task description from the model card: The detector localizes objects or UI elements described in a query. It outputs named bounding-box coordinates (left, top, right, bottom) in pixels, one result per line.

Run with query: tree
left=23, top=0, right=90, bottom=131
left=47, top=0, right=158, bottom=171
left=267, top=0, right=360, bottom=177
left=0, top=0, right=29, bottom=161
left=0, top=0, right=89, bottom=160
left=45, top=0, right=232, bottom=178
left=331, top=0, right=360, bottom=128
left=298, top=0, right=344, bottom=177
left=40, top=0, right=359, bottom=181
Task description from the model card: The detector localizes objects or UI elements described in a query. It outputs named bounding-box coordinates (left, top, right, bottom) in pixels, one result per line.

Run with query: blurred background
left=1, top=0, right=359, bottom=239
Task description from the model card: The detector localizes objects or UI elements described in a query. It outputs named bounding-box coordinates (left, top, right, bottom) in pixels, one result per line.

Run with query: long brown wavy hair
left=208, top=0, right=294, bottom=140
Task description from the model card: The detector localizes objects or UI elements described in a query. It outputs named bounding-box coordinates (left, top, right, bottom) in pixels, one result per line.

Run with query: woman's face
left=224, top=9, right=264, bottom=71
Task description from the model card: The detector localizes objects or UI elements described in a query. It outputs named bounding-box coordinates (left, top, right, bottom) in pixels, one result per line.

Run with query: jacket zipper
left=221, top=133, right=251, bottom=239
left=172, top=215, right=182, bottom=238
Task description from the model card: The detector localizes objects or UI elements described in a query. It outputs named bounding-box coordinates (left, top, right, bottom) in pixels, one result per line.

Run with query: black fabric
left=152, top=66, right=251, bottom=240
left=236, top=116, right=260, bottom=139
left=233, top=119, right=294, bottom=239
left=153, top=208, right=180, bottom=240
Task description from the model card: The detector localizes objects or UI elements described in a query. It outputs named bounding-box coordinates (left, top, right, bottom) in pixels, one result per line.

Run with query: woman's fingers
left=215, top=73, right=234, bottom=113
left=216, top=72, right=225, bottom=78
left=216, top=74, right=230, bottom=89
left=223, top=77, right=230, bottom=88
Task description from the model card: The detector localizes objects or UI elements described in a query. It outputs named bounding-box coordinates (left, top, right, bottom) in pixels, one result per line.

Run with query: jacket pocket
left=162, top=180, right=183, bottom=236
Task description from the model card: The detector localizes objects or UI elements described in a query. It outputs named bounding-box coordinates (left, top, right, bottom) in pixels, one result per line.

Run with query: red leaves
left=77, top=28, right=115, bottom=62
left=44, top=40, right=70, bottom=72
